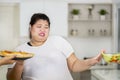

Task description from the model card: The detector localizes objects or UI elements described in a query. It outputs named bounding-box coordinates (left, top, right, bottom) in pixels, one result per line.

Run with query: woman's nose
left=40, top=28, right=45, bottom=32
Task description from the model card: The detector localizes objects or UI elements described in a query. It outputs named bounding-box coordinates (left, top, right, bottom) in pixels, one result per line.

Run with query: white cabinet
left=68, top=3, right=113, bottom=37
left=20, top=1, right=68, bottom=37
left=0, top=3, right=19, bottom=50
left=71, top=70, right=91, bottom=80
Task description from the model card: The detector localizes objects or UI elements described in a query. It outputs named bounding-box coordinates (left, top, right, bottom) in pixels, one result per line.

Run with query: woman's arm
left=7, top=61, right=24, bottom=80
left=67, top=52, right=102, bottom=72
left=0, top=56, right=15, bottom=66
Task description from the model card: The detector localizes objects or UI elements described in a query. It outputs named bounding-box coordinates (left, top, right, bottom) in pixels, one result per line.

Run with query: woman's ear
left=29, top=25, right=31, bottom=31
left=29, top=26, right=32, bottom=39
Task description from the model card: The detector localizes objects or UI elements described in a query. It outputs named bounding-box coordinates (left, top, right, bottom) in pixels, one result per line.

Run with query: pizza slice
left=0, top=50, right=34, bottom=59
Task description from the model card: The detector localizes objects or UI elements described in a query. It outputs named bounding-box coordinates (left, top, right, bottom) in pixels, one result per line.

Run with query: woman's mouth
left=39, top=33, right=45, bottom=37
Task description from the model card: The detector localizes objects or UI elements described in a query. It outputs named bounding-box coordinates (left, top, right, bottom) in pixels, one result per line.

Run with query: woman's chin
left=38, top=37, right=47, bottom=42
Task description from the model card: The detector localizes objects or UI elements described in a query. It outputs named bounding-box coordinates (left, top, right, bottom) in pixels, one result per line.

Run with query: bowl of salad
left=102, top=52, right=120, bottom=63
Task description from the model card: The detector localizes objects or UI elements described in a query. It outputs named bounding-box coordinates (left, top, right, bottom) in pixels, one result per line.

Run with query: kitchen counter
left=90, top=63, right=119, bottom=80
left=0, top=65, right=8, bottom=80
left=91, top=69, right=120, bottom=80
left=90, top=63, right=117, bottom=70
left=71, top=64, right=118, bottom=80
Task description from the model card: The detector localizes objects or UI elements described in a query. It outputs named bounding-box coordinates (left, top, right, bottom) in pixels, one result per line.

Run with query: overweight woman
left=7, top=13, right=102, bottom=80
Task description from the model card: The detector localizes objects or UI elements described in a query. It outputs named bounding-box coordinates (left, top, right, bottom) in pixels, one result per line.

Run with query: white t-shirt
left=13, top=36, right=74, bottom=80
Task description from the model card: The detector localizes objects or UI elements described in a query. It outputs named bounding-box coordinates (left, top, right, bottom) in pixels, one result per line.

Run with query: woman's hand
left=0, top=56, right=16, bottom=66
left=89, top=50, right=104, bottom=66
left=67, top=51, right=103, bottom=72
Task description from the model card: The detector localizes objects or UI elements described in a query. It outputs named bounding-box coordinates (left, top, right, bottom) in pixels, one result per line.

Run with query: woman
left=7, top=13, right=102, bottom=80
left=0, top=56, right=15, bottom=66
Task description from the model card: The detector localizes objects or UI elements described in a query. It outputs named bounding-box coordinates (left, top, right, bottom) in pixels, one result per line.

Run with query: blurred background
left=0, top=0, right=120, bottom=80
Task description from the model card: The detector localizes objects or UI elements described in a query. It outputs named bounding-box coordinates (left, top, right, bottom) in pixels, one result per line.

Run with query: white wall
left=66, top=37, right=112, bottom=59
left=20, top=0, right=68, bottom=37
left=20, top=1, right=44, bottom=37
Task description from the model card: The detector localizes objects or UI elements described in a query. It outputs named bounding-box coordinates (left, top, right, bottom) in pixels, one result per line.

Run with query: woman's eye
left=45, top=26, right=49, bottom=29
left=37, top=26, right=41, bottom=28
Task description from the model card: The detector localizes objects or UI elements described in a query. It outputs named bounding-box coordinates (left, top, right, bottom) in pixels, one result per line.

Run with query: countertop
left=90, top=63, right=117, bottom=70
left=90, top=64, right=120, bottom=80
left=91, top=69, right=120, bottom=80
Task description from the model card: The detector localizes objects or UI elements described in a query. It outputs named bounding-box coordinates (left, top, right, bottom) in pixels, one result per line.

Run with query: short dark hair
left=29, top=13, right=50, bottom=39
left=29, top=13, right=50, bottom=26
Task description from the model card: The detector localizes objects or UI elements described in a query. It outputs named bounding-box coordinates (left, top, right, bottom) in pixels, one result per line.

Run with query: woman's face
left=30, top=19, right=50, bottom=42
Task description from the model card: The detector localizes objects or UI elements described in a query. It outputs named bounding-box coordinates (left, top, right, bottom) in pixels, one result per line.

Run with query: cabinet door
left=118, top=8, right=120, bottom=52
left=71, top=72, right=81, bottom=80
left=80, top=70, right=91, bottom=80
left=0, top=4, right=19, bottom=50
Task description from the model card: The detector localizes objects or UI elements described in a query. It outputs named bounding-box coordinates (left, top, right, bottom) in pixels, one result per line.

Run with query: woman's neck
left=30, top=40, right=46, bottom=46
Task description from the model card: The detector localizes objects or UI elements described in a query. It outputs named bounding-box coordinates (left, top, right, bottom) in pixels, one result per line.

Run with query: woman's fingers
left=101, top=50, right=106, bottom=53
left=93, top=49, right=106, bottom=62
left=1, top=56, right=16, bottom=65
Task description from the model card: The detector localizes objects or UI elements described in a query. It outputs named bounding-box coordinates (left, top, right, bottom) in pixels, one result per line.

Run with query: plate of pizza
left=0, top=50, right=34, bottom=60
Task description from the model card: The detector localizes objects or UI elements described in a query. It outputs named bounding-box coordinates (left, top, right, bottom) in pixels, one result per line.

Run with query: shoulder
left=48, top=35, right=71, bottom=46
left=17, top=42, right=28, bottom=47
left=15, top=42, right=28, bottom=51
left=48, top=35, right=66, bottom=42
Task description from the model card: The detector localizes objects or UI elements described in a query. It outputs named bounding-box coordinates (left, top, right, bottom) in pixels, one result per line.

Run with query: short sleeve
left=53, top=36, right=74, bottom=58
